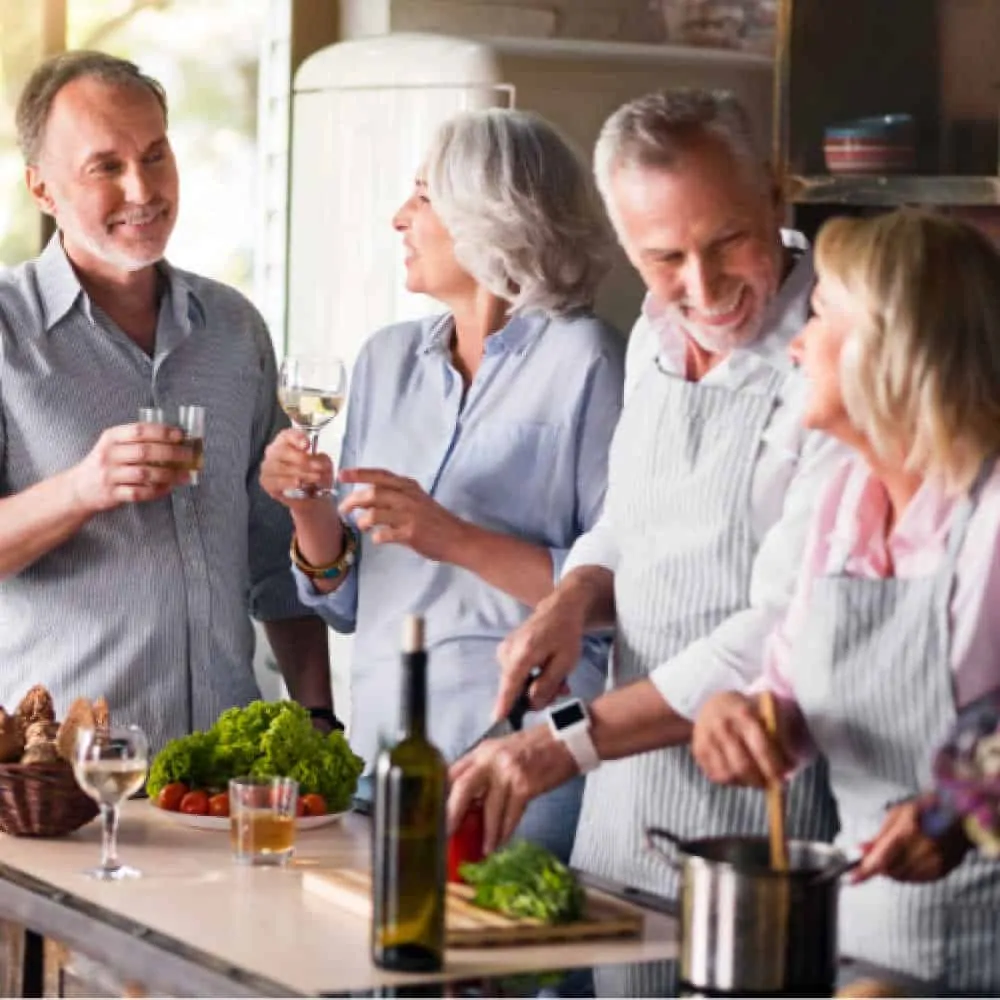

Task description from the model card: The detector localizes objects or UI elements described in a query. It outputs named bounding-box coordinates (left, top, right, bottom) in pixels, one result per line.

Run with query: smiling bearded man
left=0, top=51, right=333, bottom=754
left=447, top=89, right=847, bottom=898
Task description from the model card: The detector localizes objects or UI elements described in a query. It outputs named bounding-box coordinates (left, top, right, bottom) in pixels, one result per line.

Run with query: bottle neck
left=401, top=651, right=427, bottom=739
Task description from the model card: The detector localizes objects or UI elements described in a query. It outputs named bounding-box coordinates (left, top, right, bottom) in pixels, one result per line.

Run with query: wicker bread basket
left=0, top=760, right=98, bottom=837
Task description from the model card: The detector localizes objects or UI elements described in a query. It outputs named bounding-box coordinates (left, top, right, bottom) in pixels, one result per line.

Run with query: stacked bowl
left=823, top=115, right=916, bottom=175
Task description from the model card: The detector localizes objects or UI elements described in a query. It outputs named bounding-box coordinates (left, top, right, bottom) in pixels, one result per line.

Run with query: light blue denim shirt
left=295, top=308, right=625, bottom=766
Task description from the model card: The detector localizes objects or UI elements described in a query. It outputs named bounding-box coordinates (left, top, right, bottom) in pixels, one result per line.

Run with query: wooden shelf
left=788, top=174, right=1000, bottom=206
left=483, top=36, right=774, bottom=71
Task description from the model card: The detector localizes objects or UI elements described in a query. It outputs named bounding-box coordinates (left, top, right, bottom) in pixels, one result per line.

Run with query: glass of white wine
left=277, top=354, right=347, bottom=499
left=73, top=725, right=149, bottom=881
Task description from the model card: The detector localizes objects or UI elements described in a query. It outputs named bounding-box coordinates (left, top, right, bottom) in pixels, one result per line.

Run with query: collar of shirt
left=640, top=229, right=813, bottom=392
left=827, top=457, right=955, bottom=578
left=417, top=309, right=548, bottom=359
left=35, top=234, right=206, bottom=344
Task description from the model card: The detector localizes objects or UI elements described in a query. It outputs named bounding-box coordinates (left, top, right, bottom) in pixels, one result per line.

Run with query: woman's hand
left=260, top=429, right=334, bottom=511
left=853, top=798, right=971, bottom=884
left=692, top=691, right=798, bottom=788
left=338, top=468, right=467, bottom=561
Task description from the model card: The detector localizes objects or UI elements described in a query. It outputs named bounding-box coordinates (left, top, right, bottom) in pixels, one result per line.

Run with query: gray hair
left=424, top=108, right=613, bottom=316
left=593, top=89, right=766, bottom=211
left=16, top=50, right=168, bottom=165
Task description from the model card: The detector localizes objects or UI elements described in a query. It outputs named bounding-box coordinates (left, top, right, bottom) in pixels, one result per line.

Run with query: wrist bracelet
left=290, top=527, right=357, bottom=581
left=308, top=706, right=345, bottom=732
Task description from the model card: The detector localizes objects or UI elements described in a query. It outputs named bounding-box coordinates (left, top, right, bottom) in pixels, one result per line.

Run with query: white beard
left=675, top=308, right=763, bottom=355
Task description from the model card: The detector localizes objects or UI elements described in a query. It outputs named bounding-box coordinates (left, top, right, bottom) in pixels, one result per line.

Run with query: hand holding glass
left=73, top=725, right=149, bottom=880
left=136, top=405, right=205, bottom=485
left=277, top=355, right=346, bottom=499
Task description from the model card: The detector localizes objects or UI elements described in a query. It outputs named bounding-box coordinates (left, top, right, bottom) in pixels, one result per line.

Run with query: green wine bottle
left=371, top=614, right=447, bottom=972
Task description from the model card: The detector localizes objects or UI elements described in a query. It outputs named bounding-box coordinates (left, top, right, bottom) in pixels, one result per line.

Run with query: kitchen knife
left=460, top=667, right=542, bottom=757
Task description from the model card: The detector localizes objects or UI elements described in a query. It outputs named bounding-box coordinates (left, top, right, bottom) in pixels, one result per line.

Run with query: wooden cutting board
left=301, top=868, right=644, bottom=946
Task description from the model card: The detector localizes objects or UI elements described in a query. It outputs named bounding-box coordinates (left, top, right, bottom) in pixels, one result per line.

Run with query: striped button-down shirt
left=0, top=237, right=307, bottom=751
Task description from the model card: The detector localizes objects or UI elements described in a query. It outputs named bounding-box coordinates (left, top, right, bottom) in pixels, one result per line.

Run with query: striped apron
left=571, top=358, right=839, bottom=897
left=790, top=459, right=1000, bottom=993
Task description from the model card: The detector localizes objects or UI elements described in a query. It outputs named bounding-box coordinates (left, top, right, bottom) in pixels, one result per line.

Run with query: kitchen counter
left=0, top=801, right=676, bottom=996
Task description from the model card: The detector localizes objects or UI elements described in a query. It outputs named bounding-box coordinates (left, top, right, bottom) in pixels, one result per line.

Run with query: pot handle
left=644, top=826, right=685, bottom=871
left=808, top=849, right=863, bottom=886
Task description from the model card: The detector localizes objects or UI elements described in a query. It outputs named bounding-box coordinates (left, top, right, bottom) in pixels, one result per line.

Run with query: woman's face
left=392, top=177, right=477, bottom=302
left=788, top=274, right=863, bottom=445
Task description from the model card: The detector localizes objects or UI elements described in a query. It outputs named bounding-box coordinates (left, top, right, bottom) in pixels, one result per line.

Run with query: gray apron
left=790, top=458, right=1000, bottom=993
left=571, top=357, right=839, bottom=897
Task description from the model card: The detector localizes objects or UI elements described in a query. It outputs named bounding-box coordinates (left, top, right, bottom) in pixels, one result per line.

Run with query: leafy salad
left=147, top=700, right=364, bottom=813
left=459, top=840, right=585, bottom=924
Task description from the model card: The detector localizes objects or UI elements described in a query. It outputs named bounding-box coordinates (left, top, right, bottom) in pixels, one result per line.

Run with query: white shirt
left=563, top=237, right=849, bottom=719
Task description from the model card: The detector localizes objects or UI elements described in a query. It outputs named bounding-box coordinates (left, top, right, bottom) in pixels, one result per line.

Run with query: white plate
left=154, top=805, right=348, bottom=832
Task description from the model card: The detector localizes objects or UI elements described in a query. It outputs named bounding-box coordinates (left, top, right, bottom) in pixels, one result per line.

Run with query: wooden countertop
left=0, top=801, right=677, bottom=996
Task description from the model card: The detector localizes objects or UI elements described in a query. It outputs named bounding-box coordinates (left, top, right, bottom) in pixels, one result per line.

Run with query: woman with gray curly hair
left=261, top=108, right=625, bottom=859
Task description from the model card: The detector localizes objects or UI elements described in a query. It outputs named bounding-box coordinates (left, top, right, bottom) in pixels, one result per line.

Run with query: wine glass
left=73, top=725, right=149, bottom=881
left=277, top=354, right=348, bottom=499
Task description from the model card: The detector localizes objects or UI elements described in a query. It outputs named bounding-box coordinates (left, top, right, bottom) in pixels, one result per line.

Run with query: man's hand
left=853, top=798, right=971, bottom=884
left=493, top=586, right=588, bottom=721
left=69, top=421, right=193, bottom=514
left=338, top=468, right=466, bottom=561
left=692, top=691, right=798, bottom=788
left=260, top=428, right=335, bottom=511
left=447, top=725, right=578, bottom=855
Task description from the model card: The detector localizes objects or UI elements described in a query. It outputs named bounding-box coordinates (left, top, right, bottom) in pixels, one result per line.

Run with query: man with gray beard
left=0, top=51, right=333, bottom=752
left=448, top=89, right=843, bottom=897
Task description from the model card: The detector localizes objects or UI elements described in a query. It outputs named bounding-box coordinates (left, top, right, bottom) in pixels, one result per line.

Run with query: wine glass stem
left=99, top=803, right=121, bottom=871
left=306, top=429, right=320, bottom=456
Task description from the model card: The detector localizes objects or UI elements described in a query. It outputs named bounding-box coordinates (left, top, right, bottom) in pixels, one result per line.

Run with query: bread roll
left=56, top=698, right=97, bottom=761
left=24, top=720, right=59, bottom=745
left=15, top=685, right=55, bottom=726
left=93, top=697, right=110, bottom=732
left=20, top=741, right=59, bottom=765
left=0, top=708, right=24, bottom=763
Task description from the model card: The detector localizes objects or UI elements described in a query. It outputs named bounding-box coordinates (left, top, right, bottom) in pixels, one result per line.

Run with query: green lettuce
left=146, top=700, right=364, bottom=810
left=146, top=730, right=225, bottom=799
left=459, top=840, right=585, bottom=924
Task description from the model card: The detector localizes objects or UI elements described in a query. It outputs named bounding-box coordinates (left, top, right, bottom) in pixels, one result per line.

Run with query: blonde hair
left=424, top=108, right=613, bottom=316
left=815, top=209, right=1000, bottom=492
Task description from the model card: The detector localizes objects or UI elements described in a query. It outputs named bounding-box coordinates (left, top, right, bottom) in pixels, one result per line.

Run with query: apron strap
left=943, top=454, right=998, bottom=571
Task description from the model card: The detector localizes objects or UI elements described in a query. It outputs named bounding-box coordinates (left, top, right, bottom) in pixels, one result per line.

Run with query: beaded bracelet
left=290, top=527, right=357, bottom=581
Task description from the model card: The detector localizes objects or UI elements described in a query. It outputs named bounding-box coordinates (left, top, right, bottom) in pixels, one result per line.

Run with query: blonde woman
left=691, top=209, right=1000, bottom=991
left=260, top=108, right=624, bottom=859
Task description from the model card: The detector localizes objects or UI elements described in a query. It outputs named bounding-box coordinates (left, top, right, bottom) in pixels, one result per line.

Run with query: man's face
left=27, top=76, right=178, bottom=276
left=609, top=136, right=784, bottom=354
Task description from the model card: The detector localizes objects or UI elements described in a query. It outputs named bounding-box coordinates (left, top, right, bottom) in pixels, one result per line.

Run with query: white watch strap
left=561, top=721, right=601, bottom=775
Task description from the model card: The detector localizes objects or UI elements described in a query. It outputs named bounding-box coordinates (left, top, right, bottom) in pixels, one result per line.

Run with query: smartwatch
left=547, top=699, right=600, bottom=774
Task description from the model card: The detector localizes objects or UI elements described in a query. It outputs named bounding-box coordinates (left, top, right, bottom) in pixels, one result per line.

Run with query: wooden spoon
left=760, top=691, right=789, bottom=872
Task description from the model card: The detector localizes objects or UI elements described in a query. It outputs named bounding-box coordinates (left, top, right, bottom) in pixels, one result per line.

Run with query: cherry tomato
left=179, top=790, right=210, bottom=816
left=158, top=782, right=188, bottom=812
left=208, top=792, right=230, bottom=818
left=301, top=793, right=327, bottom=817
left=447, top=803, right=485, bottom=883
left=295, top=798, right=307, bottom=817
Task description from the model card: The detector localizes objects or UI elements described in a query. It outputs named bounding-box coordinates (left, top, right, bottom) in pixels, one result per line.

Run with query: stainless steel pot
left=648, top=828, right=855, bottom=995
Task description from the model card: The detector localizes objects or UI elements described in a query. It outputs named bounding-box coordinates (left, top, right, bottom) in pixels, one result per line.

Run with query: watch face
left=551, top=701, right=586, bottom=730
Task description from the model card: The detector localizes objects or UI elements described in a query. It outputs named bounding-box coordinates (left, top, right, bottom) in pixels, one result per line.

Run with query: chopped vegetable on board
left=459, top=840, right=585, bottom=924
